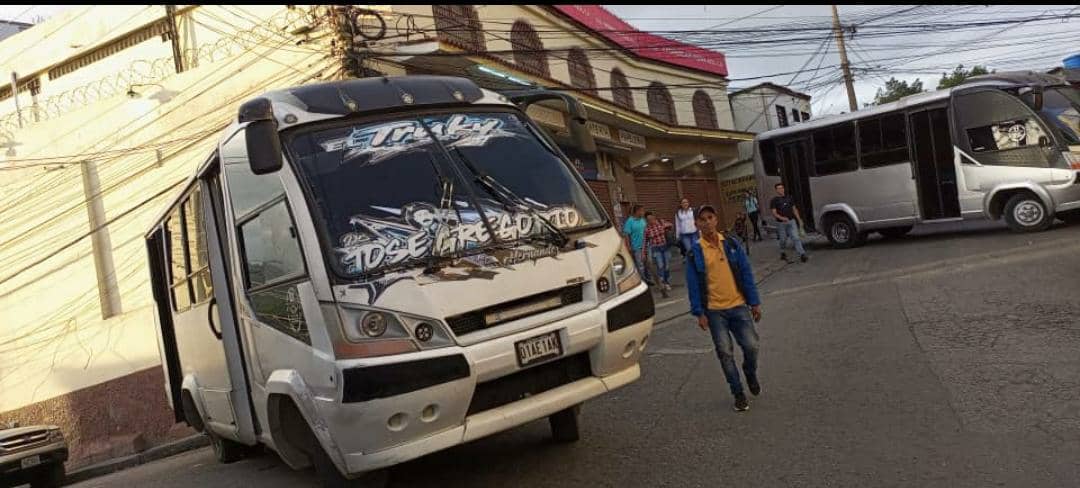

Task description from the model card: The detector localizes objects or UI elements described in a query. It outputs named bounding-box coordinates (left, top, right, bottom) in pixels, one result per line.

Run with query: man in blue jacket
left=685, top=205, right=763, bottom=412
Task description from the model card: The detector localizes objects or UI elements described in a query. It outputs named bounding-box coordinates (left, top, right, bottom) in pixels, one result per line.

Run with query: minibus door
left=909, top=107, right=962, bottom=220
left=778, top=139, right=815, bottom=231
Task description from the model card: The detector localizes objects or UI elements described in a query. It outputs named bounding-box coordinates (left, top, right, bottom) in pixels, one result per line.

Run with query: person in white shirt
left=674, top=198, right=698, bottom=257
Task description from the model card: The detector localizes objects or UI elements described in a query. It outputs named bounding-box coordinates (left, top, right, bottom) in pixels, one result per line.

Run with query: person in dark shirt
left=769, top=183, right=808, bottom=263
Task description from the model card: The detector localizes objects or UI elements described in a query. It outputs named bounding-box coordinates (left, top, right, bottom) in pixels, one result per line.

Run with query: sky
left=3, top=5, right=1079, bottom=117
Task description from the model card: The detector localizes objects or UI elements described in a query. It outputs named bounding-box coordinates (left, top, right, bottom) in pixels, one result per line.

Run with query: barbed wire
left=0, top=6, right=332, bottom=139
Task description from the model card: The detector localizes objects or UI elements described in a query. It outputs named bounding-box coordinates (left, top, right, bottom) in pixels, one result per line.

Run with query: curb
left=63, top=435, right=209, bottom=486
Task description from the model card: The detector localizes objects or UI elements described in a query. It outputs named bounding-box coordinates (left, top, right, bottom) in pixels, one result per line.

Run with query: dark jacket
left=685, top=233, right=760, bottom=316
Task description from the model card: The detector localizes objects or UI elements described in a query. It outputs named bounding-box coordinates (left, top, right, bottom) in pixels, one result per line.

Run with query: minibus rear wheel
left=823, top=214, right=864, bottom=249
left=549, top=405, right=581, bottom=443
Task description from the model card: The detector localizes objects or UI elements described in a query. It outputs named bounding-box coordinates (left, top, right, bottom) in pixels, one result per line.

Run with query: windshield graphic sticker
left=318, top=115, right=517, bottom=166
left=337, top=200, right=581, bottom=275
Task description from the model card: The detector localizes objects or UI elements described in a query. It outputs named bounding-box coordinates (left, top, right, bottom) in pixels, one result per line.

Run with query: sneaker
left=733, top=393, right=750, bottom=412
left=780, top=252, right=788, bottom=262
left=800, top=254, right=808, bottom=263
left=747, top=377, right=761, bottom=396
left=664, top=283, right=672, bottom=291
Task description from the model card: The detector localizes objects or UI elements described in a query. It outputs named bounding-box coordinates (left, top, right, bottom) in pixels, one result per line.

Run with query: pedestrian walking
left=743, top=190, right=763, bottom=241
left=733, top=211, right=751, bottom=256
left=645, top=212, right=672, bottom=297
left=684, top=205, right=763, bottom=412
left=622, top=204, right=653, bottom=285
left=675, top=198, right=698, bottom=258
left=770, top=183, right=808, bottom=263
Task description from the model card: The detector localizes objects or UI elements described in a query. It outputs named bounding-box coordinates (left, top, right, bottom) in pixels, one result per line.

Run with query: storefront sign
left=618, top=129, right=647, bottom=149
left=526, top=105, right=566, bottom=129
left=586, top=121, right=612, bottom=140
left=562, top=145, right=599, bottom=180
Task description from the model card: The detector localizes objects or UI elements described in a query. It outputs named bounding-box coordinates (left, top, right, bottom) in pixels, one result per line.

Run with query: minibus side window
left=954, top=89, right=1056, bottom=168
left=165, top=208, right=192, bottom=312
left=859, top=113, right=910, bottom=168
left=184, top=188, right=213, bottom=304
left=812, top=122, right=858, bottom=175
left=760, top=140, right=779, bottom=176
left=223, top=129, right=311, bottom=345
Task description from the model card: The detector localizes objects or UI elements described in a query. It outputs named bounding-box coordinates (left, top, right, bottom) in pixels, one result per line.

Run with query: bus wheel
left=824, top=214, right=864, bottom=249
left=208, top=430, right=249, bottom=464
left=549, top=405, right=581, bottom=443
left=878, top=226, right=912, bottom=239
left=1004, top=193, right=1051, bottom=232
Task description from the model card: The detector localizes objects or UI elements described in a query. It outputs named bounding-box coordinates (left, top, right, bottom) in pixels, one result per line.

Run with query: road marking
left=647, top=347, right=713, bottom=356
left=655, top=298, right=685, bottom=308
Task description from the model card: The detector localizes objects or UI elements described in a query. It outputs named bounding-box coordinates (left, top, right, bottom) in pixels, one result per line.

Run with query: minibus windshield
left=287, top=111, right=605, bottom=278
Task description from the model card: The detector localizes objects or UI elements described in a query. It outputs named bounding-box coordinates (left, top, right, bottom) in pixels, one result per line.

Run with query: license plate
left=515, top=331, right=563, bottom=367
left=20, top=455, right=40, bottom=469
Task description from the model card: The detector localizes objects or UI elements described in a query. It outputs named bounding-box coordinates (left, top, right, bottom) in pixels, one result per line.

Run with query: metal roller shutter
left=586, top=180, right=613, bottom=220
left=633, top=178, right=680, bottom=223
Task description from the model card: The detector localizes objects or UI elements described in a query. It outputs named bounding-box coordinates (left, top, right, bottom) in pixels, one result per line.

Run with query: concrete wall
left=389, top=5, right=736, bottom=130
left=0, top=4, right=338, bottom=465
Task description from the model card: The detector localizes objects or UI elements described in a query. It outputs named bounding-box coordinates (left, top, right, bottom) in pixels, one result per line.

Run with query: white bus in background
left=145, top=76, right=654, bottom=487
left=753, top=71, right=1080, bottom=248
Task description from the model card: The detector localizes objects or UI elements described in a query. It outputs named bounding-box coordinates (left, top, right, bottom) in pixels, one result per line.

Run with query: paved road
left=70, top=221, right=1080, bottom=487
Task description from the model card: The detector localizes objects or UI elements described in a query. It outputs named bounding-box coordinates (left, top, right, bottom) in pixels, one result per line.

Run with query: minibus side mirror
left=238, top=97, right=283, bottom=175
left=503, top=90, right=597, bottom=154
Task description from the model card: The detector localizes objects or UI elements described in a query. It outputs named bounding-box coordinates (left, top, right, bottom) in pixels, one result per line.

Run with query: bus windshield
left=286, top=111, right=604, bottom=278
left=1039, top=87, right=1080, bottom=145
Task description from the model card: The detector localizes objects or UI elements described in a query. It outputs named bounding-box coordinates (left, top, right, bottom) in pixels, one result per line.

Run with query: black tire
left=823, top=214, right=865, bottom=249
left=549, top=405, right=581, bottom=443
left=1057, top=210, right=1080, bottom=225
left=279, top=401, right=388, bottom=488
left=208, top=430, right=249, bottom=464
left=877, top=226, right=913, bottom=239
left=1003, top=193, right=1052, bottom=232
left=29, top=463, right=64, bottom=488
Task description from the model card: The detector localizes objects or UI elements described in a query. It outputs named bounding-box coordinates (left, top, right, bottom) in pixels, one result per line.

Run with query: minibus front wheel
left=823, top=213, right=865, bottom=249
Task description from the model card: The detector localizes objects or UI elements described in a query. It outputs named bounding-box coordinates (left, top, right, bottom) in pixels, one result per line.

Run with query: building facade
left=382, top=5, right=752, bottom=226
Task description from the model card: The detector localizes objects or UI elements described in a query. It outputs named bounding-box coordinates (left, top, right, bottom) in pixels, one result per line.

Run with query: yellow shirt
left=700, top=235, right=746, bottom=310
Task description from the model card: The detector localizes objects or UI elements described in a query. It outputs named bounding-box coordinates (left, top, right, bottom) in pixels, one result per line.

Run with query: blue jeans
left=679, top=232, right=699, bottom=256
left=706, top=306, right=760, bottom=396
left=776, top=219, right=806, bottom=256
left=650, top=245, right=670, bottom=285
left=631, top=247, right=651, bottom=283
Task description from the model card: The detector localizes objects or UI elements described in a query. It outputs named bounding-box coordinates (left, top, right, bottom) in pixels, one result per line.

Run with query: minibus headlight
left=400, top=316, right=455, bottom=350
left=342, top=309, right=410, bottom=343
left=611, top=255, right=627, bottom=277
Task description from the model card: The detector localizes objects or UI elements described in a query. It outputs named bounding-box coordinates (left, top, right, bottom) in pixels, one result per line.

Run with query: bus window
left=760, top=140, right=779, bottom=176
left=812, top=122, right=857, bottom=175
left=954, top=89, right=1056, bottom=168
left=859, top=113, right=909, bottom=168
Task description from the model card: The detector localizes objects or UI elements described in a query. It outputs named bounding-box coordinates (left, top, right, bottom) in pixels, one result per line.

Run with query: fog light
left=388, top=413, right=407, bottom=431
left=421, top=404, right=439, bottom=422
left=597, top=277, right=611, bottom=294
left=414, top=322, right=434, bottom=342
left=361, top=313, right=388, bottom=337
left=622, top=340, right=636, bottom=358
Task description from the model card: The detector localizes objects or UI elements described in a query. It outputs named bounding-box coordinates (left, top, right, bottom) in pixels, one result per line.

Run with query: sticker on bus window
left=317, top=115, right=517, bottom=166
left=336, top=200, right=581, bottom=275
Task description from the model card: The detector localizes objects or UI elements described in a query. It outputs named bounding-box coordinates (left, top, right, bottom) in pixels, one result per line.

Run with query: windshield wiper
left=447, top=147, right=570, bottom=249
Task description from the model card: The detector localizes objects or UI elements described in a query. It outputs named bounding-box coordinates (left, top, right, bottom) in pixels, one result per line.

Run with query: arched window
left=610, top=68, right=633, bottom=110
left=647, top=82, right=677, bottom=125
left=567, top=48, right=597, bottom=96
left=433, top=5, right=486, bottom=53
left=692, top=90, right=718, bottom=129
left=510, top=20, right=549, bottom=77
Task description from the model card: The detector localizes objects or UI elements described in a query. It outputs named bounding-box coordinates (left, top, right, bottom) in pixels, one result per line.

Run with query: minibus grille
left=445, top=284, right=584, bottom=336
left=467, top=353, right=591, bottom=415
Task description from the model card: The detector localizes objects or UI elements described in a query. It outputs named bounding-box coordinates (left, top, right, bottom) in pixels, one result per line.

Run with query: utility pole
left=831, top=5, right=858, bottom=112
left=165, top=5, right=185, bottom=74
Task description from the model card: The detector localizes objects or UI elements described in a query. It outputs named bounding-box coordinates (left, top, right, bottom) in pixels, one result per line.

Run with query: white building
left=718, top=82, right=812, bottom=206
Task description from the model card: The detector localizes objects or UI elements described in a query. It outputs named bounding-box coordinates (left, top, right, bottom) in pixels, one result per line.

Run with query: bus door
left=909, top=106, right=961, bottom=220
left=777, top=139, right=815, bottom=231
left=156, top=159, right=256, bottom=443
